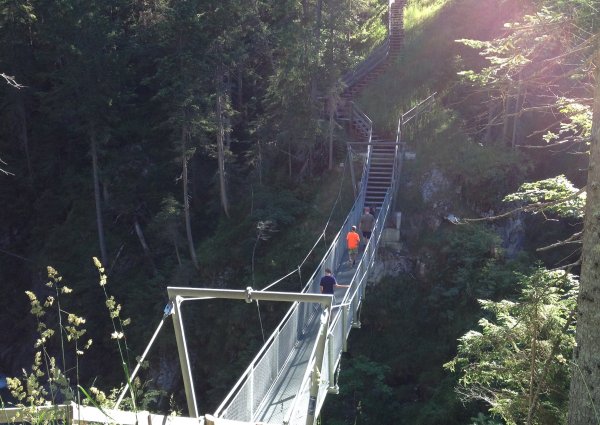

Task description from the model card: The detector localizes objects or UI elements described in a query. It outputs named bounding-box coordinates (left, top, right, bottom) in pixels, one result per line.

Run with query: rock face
left=369, top=246, right=416, bottom=284
left=499, top=213, right=525, bottom=258
left=371, top=166, right=526, bottom=283
left=420, top=168, right=454, bottom=232
left=421, top=168, right=450, bottom=204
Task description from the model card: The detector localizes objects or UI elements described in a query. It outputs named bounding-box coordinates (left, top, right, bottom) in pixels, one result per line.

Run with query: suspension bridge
left=1, top=1, right=436, bottom=424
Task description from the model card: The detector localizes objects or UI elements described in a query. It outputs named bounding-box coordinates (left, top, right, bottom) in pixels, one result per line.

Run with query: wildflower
left=111, top=331, right=124, bottom=340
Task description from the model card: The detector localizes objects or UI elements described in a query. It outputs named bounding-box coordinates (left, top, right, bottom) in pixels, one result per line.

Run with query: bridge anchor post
left=305, top=308, right=330, bottom=425
left=327, top=332, right=339, bottom=394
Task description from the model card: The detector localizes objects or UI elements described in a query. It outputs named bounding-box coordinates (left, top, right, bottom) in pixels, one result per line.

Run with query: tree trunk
left=511, top=77, right=524, bottom=149
left=134, top=217, right=157, bottom=275
left=484, top=98, right=498, bottom=145
left=328, top=97, right=335, bottom=170
left=237, top=65, right=244, bottom=119
left=16, top=95, right=33, bottom=185
left=302, top=0, right=309, bottom=24
left=216, top=75, right=230, bottom=218
left=181, top=123, right=199, bottom=270
left=91, top=130, right=108, bottom=266
left=174, top=239, right=182, bottom=267
left=568, top=60, right=600, bottom=425
left=257, top=141, right=263, bottom=185
left=502, top=91, right=510, bottom=145
left=315, top=0, right=322, bottom=43
left=288, top=141, right=292, bottom=179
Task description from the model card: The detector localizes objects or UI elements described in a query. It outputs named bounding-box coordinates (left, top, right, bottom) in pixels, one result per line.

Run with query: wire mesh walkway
left=255, top=254, right=362, bottom=424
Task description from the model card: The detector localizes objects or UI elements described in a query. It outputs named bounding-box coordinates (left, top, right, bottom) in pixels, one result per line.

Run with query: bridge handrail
left=285, top=135, right=395, bottom=421
left=283, top=355, right=316, bottom=424
left=213, top=297, right=300, bottom=418
left=394, top=92, right=436, bottom=192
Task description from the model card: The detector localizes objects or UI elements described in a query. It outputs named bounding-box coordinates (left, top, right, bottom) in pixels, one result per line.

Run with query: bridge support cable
left=114, top=302, right=174, bottom=409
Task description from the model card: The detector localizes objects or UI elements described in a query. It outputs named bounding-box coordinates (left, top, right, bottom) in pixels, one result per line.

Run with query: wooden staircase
left=389, top=0, right=405, bottom=52
left=334, top=0, right=406, bottom=210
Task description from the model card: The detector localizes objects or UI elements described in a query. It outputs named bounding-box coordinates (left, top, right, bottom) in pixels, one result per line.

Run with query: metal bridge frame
left=166, top=286, right=334, bottom=419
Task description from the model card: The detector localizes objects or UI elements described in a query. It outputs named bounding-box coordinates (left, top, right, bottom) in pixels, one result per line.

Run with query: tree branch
left=461, top=187, right=586, bottom=223
left=1, top=73, right=23, bottom=89
left=537, top=231, right=583, bottom=252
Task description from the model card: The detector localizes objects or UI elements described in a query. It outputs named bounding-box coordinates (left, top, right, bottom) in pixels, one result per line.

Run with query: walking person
left=346, top=225, right=360, bottom=267
left=320, top=268, right=350, bottom=295
left=359, top=207, right=375, bottom=241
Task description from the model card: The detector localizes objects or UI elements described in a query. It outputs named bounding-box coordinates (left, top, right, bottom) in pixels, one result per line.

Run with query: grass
left=358, top=0, right=526, bottom=133
left=404, top=0, right=451, bottom=33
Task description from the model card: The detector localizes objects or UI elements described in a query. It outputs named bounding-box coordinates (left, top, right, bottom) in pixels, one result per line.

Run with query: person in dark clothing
left=360, top=207, right=375, bottom=240
left=319, top=268, right=349, bottom=294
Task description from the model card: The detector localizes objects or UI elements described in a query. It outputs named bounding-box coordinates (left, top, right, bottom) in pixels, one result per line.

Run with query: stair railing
left=342, top=0, right=406, bottom=91
left=341, top=38, right=390, bottom=89
left=391, top=93, right=437, bottom=212
left=394, top=93, right=436, bottom=183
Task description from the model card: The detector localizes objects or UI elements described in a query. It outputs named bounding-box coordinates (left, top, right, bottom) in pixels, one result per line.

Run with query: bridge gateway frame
left=167, top=287, right=334, bottom=420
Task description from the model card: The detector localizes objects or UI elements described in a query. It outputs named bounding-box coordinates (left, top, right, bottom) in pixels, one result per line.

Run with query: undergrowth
left=2, top=261, right=158, bottom=422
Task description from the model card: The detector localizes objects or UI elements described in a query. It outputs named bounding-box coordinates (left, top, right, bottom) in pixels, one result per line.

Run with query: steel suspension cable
left=258, top=155, right=350, bottom=292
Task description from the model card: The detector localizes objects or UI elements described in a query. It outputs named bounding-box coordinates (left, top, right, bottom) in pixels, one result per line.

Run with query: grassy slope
left=359, top=0, right=526, bottom=132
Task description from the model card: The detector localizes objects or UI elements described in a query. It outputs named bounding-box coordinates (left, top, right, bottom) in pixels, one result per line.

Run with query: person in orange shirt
left=346, top=225, right=361, bottom=267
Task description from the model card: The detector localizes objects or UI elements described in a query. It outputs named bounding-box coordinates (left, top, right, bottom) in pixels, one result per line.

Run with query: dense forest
left=1, top=0, right=600, bottom=424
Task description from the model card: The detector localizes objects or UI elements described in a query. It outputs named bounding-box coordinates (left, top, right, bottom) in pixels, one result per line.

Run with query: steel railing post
left=347, top=148, right=357, bottom=199
left=249, top=367, right=254, bottom=420
left=305, top=308, right=329, bottom=425
left=327, top=333, right=338, bottom=394
left=342, top=305, right=349, bottom=352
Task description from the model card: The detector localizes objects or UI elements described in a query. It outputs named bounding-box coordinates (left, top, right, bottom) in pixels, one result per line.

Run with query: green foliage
left=469, top=412, right=504, bottom=425
left=504, top=175, right=586, bottom=218
left=404, top=0, right=450, bottom=33
left=323, top=355, right=396, bottom=425
left=456, top=1, right=596, bottom=150
left=445, top=268, right=577, bottom=425
left=6, top=263, right=167, bottom=417
left=425, top=223, right=531, bottom=301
